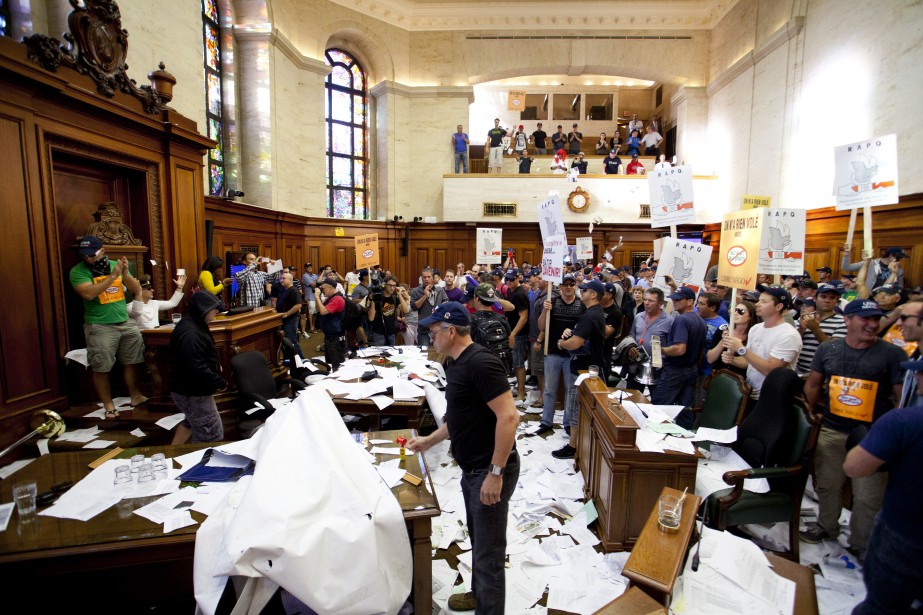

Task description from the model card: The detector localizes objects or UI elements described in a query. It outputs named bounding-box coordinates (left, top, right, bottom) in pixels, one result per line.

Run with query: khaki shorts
left=488, top=146, right=504, bottom=168
left=84, top=321, right=145, bottom=372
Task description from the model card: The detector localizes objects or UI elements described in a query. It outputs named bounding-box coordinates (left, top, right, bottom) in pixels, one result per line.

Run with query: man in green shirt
left=69, top=236, right=146, bottom=418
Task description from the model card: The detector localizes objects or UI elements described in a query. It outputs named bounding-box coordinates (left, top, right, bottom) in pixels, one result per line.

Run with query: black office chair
left=279, top=338, right=329, bottom=383
left=703, top=368, right=822, bottom=561
left=230, top=351, right=306, bottom=433
left=692, top=369, right=751, bottom=431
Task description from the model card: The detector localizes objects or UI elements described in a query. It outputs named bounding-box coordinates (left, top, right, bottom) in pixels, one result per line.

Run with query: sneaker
left=447, top=590, right=476, bottom=611
left=515, top=398, right=527, bottom=407
left=552, top=444, right=576, bottom=459
left=799, top=525, right=832, bottom=544
left=526, top=424, right=554, bottom=437
left=301, top=331, right=310, bottom=339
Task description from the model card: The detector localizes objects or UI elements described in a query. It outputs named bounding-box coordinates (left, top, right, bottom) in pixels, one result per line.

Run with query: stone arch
left=322, top=20, right=395, bottom=86
left=468, top=64, right=690, bottom=88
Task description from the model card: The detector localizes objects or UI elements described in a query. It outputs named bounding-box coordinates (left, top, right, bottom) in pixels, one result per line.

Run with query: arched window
left=325, top=49, right=368, bottom=219
left=202, top=0, right=225, bottom=195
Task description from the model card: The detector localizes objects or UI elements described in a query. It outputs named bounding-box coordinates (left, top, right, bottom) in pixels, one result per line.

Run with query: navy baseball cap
left=756, top=284, right=792, bottom=308
left=358, top=268, right=369, bottom=278
left=419, top=301, right=472, bottom=327
left=798, top=279, right=818, bottom=289
left=561, top=273, right=577, bottom=285
left=668, top=286, right=696, bottom=301
left=842, top=274, right=856, bottom=280
left=872, top=283, right=901, bottom=296
left=816, top=283, right=843, bottom=296
left=604, top=283, right=617, bottom=295
left=884, top=247, right=908, bottom=259
left=76, top=236, right=103, bottom=256
left=842, top=299, right=884, bottom=318
left=504, top=268, right=521, bottom=280
left=579, top=280, right=606, bottom=297
left=609, top=149, right=618, bottom=155
left=816, top=266, right=832, bottom=273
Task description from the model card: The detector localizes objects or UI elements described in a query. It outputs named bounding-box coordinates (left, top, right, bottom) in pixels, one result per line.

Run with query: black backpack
left=471, top=311, right=512, bottom=372
left=341, top=294, right=363, bottom=330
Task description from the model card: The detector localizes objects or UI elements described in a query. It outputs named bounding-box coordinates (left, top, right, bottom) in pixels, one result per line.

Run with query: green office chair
left=693, top=369, right=751, bottom=430
left=703, top=368, right=821, bottom=561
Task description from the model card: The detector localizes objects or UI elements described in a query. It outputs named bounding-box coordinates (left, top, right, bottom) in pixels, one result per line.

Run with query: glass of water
left=171, top=313, right=182, bottom=325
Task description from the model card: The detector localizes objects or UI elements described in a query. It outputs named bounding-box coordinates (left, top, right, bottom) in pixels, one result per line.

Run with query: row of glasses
left=114, top=453, right=169, bottom=486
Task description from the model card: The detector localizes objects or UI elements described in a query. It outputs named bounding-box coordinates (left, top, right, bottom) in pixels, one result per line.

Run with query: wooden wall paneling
left=0, top=112, right=58, bottom=413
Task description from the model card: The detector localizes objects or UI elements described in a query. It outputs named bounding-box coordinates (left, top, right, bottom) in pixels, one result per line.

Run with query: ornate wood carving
left=22, top=0, right=172, bottom=114
left=85, top=202, right=142, bottom=246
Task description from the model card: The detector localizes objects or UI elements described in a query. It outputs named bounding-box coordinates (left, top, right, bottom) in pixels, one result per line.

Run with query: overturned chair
left=230, top=351, right=307, bottom=437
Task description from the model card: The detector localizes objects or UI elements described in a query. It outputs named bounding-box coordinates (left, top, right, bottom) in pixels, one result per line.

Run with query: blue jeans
left=461, top=452, right=520, bottom=614
left=853, top=515, right=923, bottom=614
left=282, top=318, right=303, bottom=357
left=651, top=364, right=697, bottom=428
left=541, top=354, right=576, bottom=428
left=370, top=332, right=396, bottom=346
left=454, top=151, right=469, bottom=173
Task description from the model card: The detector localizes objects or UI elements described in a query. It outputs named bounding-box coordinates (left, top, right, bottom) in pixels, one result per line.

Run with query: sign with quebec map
left=653, top=237, right=714, bottom=294
left=717, top=209, right=762, bottom=290
left=757, top=208, right=806, bottom=275
left=648, top=165, right=695, bottom=228
left=834, top=133, right=899, bottom=210
left=476, top=228, right=502, bottom=264
left=537, top=193, right=567, bottom=244
left=576, top=237, right=594, bottom=260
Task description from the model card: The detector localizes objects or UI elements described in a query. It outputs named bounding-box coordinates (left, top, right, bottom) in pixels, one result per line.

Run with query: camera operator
left=368, top=275, right=410, bottom=346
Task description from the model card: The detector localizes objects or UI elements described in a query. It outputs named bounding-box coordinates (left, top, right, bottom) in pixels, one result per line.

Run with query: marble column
left=670, top=86, right=708, bottom=171
left=370, top=81, right=473, bottom=221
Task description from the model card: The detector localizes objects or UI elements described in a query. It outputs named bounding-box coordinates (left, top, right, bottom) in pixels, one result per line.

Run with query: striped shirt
left=796, top=313, right=846, bottom=374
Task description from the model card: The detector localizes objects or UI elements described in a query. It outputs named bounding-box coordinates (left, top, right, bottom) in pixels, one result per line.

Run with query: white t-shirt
left=641, top=132, right=662, bottom=148
left=745, top=322, right=803, bottom=398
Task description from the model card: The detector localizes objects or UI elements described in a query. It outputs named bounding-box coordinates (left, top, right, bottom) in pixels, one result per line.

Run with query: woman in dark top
left=706, top=300, right=760, bottom=377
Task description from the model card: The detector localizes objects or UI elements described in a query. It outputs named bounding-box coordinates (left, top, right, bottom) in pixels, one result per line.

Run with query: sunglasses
left=561, top=282, right=576, bottom=287
left=735, top=306, right=746, bottom=315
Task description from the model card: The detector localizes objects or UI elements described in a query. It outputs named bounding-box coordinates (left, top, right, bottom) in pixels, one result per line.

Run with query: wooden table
left=622, top=486, right=702, bottom=604
left=594, top=586, right=667, bottom=614
left=0, top=432, right=441, bottom=612
left=576, top=379, right=700, bottom=551
left=333, top=396, right=427, bottom=430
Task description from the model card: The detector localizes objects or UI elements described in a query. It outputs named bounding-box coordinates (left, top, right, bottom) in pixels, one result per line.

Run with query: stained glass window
left=0, top=2, right=10, bottom=39
left=325, top=49, right=368, bottom=219
left=202, top=1, right=224, bottom=195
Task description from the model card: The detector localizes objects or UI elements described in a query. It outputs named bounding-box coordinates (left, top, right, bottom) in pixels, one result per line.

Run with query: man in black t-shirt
left=505, top=268, right=531, bottom=403
left=409, top=302, right=519, bottom=614
left=551, top=125, right=567, bottom=153
left=552, top=279, right=606, bottom=459
left=530, top=123, right=548, bottom=154
left=603, top=149, right=623, bottom=175
left=600, top=282, right=624, bottom=380
left=567, top=123, right=583, bottom=154
left=531, top=273, right=584, bottom=437
left=516, top=152, right=534, bottom=174
left=368, top=275, right=410, bottom=346
left=275, top=272, right=303, bottom=357
left=801, top=299, right=906, bottom=558
left=486, top=118, right=507, bottom=175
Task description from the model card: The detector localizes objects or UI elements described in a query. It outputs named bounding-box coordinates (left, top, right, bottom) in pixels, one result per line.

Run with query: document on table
left=40, top=491, right=122, bottom=522
left=369, top=446, right=403, bottom=456
left=695, top=448, right=770, bottom=497
left=390, top=378, right=425, bottom=400
left=83, top=439, right=117, bottom=449
left=693, top=426, right=738, bottom=443
left=635, top=403, right=685, bottom=421
left=0, top=458, right=35, bottom=479
left=370, top=395, right=395, bottom=410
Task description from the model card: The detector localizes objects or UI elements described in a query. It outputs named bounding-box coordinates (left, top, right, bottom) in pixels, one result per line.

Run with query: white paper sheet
left=155, top=413, right=186, bottom=431
left=693, top=426, right=738, bottom=443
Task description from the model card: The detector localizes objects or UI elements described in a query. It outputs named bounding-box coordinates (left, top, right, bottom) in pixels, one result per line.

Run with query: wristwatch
left=489, top=464, right=504, bottom=476
left=737, top=346, right=748, bottom=356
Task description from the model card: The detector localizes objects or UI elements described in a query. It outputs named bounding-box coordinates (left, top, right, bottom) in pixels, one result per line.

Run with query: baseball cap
left=304, top=262, right=312, bottom=267
left=419, top=301, right=472, bottom=328
left=801, top=298, right=816, bottom=308
left=631, top=153, right=639, bottom=158
left=610, top=149, right=618, bottom=155
left=842, top=298, right=884, bottom=318
left=668, top=286, right=696, bottom=301
left=797, top=279, right=818, bottom=289
left=319, top=278, right=338, bottom=288
left=815, top=283, right=843, bottom=296
left=884, top=247, right=908, bottom=259
left=561, top=273, right=577, bottom=285
left=76, top=236, right=103, bottom=256
left=756, top=284, right=792, bottom=308
left=504, top=268, right=521, bottom=280
left=358, top=268, right=369, bottom=278
left=842, top=274, right=856, bottom=280
left=138, top=274, right=153, bottom=289
left=474, top=283, right=497, bottom=301
left=604, top=283, right=617, bottom=295
left=742, top=289, right=761, bottom=302
left=816, top=266, right=832, bottom=273
left=579, top=280, right=606, bottom=297
left=872, top=283, right=901, bottom=296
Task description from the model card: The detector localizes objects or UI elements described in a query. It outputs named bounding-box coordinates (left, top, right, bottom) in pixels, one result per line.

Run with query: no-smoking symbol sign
left=727, top=246, right=748, bottom=266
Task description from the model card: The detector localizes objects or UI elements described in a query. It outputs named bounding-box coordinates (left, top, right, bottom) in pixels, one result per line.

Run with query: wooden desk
left=140, top=307, right=285, bottom=438
left=0, top=432, right=441, bottom=612
left=766, top=552, right=820, bottom=615
left=333, top=396, right=426, bottom=430
left=594, top=586, right=667, bottom=614
left=622, top=486, right=702, bottom=604
left=577, top=380, right=699, bottom=551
